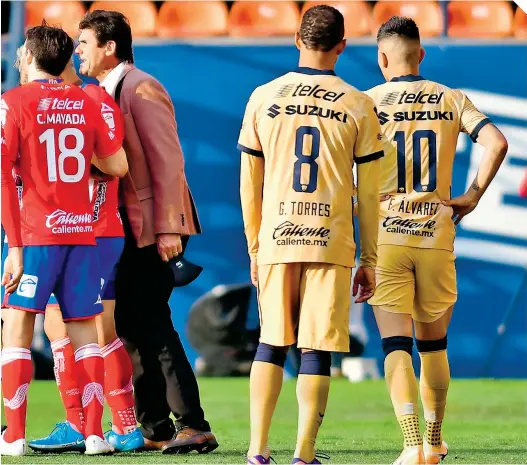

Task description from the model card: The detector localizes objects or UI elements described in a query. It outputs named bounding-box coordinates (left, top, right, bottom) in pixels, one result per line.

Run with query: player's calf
left=100, top=337, right=138, bottom=435
left=293, top=350, right=331, bottom=464
left=382, top=335, right=422, bottom=451
left=416, top=336, right=449, bottom=461
left=247, top=343, right=288, bottom=463
left=1, top=310, right=36, bottom=452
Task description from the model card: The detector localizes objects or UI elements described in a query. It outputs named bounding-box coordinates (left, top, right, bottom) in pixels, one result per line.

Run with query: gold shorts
left=369, top=245, right=457, bottom=323
left=257, top=263, right=352, bottom=352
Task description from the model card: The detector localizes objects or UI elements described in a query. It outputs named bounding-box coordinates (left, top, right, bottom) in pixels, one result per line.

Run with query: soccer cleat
left=0, top=430, right=27, bottom=456
left=28, top=422, right=85, bottom=453
left=423, top=439, right=448, bottom=464
left=247, top=455, right=273, bottom=464
left=392, top=446, right=425, bottom=465
left=105, top=428, right=145, bottom=452
left=292, top=452, right=330, bottom=464
left=84, top=435, right=113, bottom=455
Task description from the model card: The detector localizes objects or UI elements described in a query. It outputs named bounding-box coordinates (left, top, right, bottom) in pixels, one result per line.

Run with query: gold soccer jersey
left=238, top=67, right=385, bottom=269
left=366, top=75, right=490, bottom=251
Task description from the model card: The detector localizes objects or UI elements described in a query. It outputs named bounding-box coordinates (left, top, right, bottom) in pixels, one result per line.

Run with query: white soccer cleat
left=393, top=445, right=425, bottom=465
left=0, top=431, right=27, bottom=456
left=423, top=439, right=448, bottom=464
left=84, top=435, right=114, bottom=455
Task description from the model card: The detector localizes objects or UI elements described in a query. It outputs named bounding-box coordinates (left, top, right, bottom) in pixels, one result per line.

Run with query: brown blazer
left=115, top=64, right=201, bottom=248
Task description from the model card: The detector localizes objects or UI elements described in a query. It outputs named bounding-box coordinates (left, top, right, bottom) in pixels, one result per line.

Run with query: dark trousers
left=114, top=209, right=210, bottom=441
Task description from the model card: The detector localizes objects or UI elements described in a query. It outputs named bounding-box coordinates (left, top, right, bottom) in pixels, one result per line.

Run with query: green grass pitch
left=2, top=378, right=526, bottom=464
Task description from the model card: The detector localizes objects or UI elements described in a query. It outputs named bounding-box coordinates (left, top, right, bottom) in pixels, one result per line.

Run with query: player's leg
left=95, top=238, right=143, bottom=451
left=1, top=309, right=36, bottom=455
left=247, top=263, right=300, bottom=463
left=57, top=245, right=109, bottom=455
left=414, top=249, right=457, bottom=464
left=293, top=264, right=351, bottom=463
left=369, top=246, right=423, bottom=465
left=1, top=245, right=58, bottom=455
left=45, top=306, right=83, bottom=433
left=28, top=304, right=85, bottom=453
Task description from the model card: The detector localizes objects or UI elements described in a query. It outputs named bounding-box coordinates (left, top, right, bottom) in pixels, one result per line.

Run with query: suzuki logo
left=267, top=104, right=280, bottom=118
left=375, top=108, right=390, bottom=125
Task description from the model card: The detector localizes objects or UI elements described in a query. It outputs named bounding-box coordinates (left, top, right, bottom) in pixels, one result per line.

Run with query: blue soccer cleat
left=104, top=428, right=144, bottom=452
left=29, top=422, right=85, bottom=453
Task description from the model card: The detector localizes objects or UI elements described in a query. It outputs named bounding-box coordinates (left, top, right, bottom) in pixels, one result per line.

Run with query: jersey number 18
left=39, top=128, right=86, bottom=183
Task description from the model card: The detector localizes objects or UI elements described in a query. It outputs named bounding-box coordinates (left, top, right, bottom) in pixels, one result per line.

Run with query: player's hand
left=442, top=194, right=479, bottom=225
left=250, top=258, right=258, bottom=287
left=156, top=233, right=183, bottom=262
left=2, top=247, right=24, bottom=295
left=353, top=266, right=375, bottom=303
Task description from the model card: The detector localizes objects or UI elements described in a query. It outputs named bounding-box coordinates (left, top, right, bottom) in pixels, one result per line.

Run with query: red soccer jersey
left=82, top=85, right=124, bottom=238
left=1, top=80, right=121, bottom=247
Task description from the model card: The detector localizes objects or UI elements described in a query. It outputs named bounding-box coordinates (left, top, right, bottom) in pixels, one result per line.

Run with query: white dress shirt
left=100, top=62, right=127, bottom=98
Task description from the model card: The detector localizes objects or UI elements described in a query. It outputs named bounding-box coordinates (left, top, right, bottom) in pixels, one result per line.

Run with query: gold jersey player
left=366, top=17, right=508, bottom=465
left=238, top=6, right=385, bottom=464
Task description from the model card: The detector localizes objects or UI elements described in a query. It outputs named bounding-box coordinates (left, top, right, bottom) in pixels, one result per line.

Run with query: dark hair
left=377, top=16, right=420, bottom=42
left=299, top=5, right=345, bottom=52
left=25, top=24, right=74, bottom=76
left=79, top=10, right=134, bottom=64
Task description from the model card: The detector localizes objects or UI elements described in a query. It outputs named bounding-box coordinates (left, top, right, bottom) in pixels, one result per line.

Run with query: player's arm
left=88, top=88, right=128, bottom=178
left=352, top=99, right=387, bottom=302
left=354, top=100, right=385, bottom=270
left=443, top=94, right=508, bottom=223
left=1, top=96, right=24, bottom=293
left=240, top=153, right=264, bottom=260
left=238, top=91, right=264, bottom=286
left=86, top=86, right=127, bottom=179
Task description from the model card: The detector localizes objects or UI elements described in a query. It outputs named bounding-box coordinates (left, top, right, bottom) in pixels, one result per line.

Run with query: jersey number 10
left=39, top=128, right=86, bottom=183
left=293, top=126, right=320, bottom=193
left=394, top=129, right=437, bottom=193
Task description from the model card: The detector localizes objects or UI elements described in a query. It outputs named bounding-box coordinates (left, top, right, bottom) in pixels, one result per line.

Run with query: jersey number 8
left=39, top=128, right=86, bottom=183
left=293, top=126, right=320, bottom=193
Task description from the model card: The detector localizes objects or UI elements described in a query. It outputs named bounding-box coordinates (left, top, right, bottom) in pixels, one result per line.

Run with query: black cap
left=168, top=254, right=203, bottom=288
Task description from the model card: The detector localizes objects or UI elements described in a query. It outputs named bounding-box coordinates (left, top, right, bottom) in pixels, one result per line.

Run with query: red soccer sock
left=51, top=337, right=84, bottom=432
left=74, top=343, right=104, bottom=439
left=1, top=348, right=33, bottom=442
left=101, top=338, right=137, bottom=434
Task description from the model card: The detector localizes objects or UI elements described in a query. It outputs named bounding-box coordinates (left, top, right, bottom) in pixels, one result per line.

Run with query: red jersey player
left=1, top=26, right=127, bottom=456
left=29, top=63, right=143, bottom=452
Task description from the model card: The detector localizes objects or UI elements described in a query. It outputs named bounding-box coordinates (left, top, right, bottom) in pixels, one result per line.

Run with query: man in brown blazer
left=76, top=10, right=218, bottom=454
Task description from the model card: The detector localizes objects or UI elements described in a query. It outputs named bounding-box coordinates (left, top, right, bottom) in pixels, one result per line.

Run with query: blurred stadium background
left=1, top=1, right=526, bottom=381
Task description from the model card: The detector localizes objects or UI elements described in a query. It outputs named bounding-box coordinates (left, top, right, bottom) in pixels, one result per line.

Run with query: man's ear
left=105, top=40, right=117, bottom=57
left=419, top=47, right=425, bottom=65
left=379, top=50, right=388, bottom=69
left=26, top=48, right=33, bottom=66
left=336, top=39, right=346, bottom=56
left=295, top=32, right=302, bottom=51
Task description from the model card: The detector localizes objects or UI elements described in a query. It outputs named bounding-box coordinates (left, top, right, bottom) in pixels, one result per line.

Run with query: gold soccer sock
left=416, top=337, right=450, bottom=447
left=248, top=344, right=287, bottom=457
left=294, top=351, right=331, bottom=462
left=382, top=337, right=422, bottom=448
